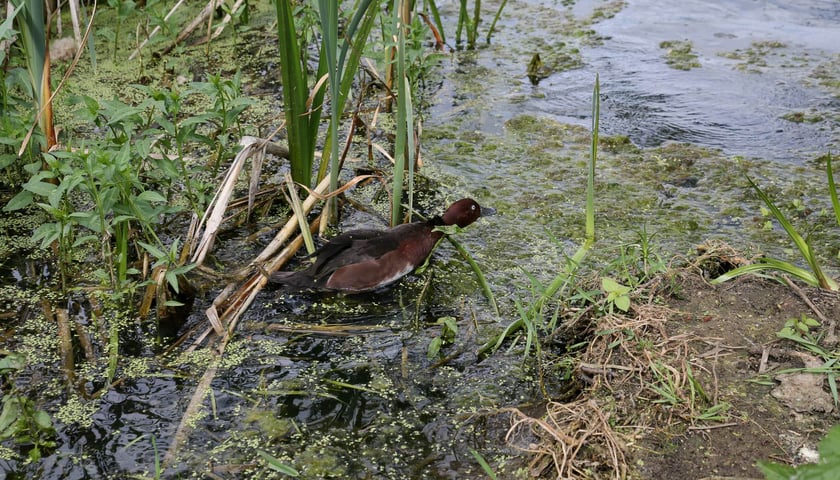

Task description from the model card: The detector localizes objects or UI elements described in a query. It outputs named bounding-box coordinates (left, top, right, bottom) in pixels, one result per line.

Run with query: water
left=430, top=0, right=838, bottom=163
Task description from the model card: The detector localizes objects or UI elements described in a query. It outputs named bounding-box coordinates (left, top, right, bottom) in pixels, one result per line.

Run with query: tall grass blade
left=485, top=0, right=508, bottom=44
left=317, top=0, right=378, bottom=184
left=403, top=74, right=415, bottom=220
left=274, top=0, right=322, bottom=187
left=456, top=0, right=466, bottom=47
left=447, top=235, right=498, bottom=315
left=391, top=15, right=408, bottom=225
left=426, top=0, right=446, bottom=45
left=480, top=76, right=601, bottom=355
left=469, top=0, right=480, bottom=49
left=13, top=0, right=56, bottom=149
left=318, top=0, right=340, bottom=218
left=286, top=173, right=316, bottom=255
left=468, top=448, right=498, bottom=479
left=710, top=257, right=821, bottom=288
left=586, top=73, right=598, bottom=244
left=827, top=153, right=840, bottom=227
left=745, top=174, right=837, bottom=290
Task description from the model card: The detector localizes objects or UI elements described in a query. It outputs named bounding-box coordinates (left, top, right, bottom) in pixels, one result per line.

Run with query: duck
left=270, top=198, right=484, bottom=293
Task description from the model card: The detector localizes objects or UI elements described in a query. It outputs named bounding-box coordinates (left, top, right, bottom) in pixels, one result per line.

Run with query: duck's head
left=441, top=198, right=483, bottom=228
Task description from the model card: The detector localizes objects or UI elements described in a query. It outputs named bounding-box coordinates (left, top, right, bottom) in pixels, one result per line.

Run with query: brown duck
left=270, top=198, right=484, bottom=293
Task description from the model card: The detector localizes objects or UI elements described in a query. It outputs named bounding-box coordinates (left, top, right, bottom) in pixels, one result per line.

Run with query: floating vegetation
left=659, top=40, right=701, bottom=70
left=719, top=40, right=788, bottom=72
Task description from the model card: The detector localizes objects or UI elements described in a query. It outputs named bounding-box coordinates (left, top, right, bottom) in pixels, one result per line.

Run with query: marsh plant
left=272, top=0, right=452, bottom=224
left=712, top=153, right=839, bottom=291
left=4, top=76, right=251, bottom=301
left=0, top=353, right=56, bottom=462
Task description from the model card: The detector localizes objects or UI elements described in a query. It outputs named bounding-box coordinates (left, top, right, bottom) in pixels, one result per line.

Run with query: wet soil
left=633, top=271, right=839, bottom=479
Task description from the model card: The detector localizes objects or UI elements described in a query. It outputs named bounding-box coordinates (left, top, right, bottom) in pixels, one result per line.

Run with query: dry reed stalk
left=138, top=264, right=167, bottom=318
left=190, top=137, right=261, bottom=265
left=128, top=0, right=187, bottom=60
left=265, top=323, right=392, bottom=335
left=53, top=306, right=76, bottom=387
left=165, top=224, right=318, bottom=466
left=162, top=0, right=223, bottom=56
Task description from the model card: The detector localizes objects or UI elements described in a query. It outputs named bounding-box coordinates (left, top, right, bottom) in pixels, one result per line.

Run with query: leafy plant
left=455, top=0, right=508, bottom=48
left=774, top=315, right=839, bottom=408
left=480, top=75, right=600, bottom=356
left=758, top=425, right=840, bottom=479
left=601, top=277, right=631, bottom=313
left=606, top=227, right=666, bottom=288
left=188, top=71, right=254, bottom=173
left=0, top=352, right=56, bottom=461
left=427, top=316, right=458, bottom=359
left=3, top=75, right=238, bottom=301
left=712, top=155, right=839, bottom=291
left=107, top=0, right=136, bottom=60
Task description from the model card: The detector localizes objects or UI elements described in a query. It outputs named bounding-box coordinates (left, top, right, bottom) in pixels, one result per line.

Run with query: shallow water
left=430, top=0, right=839, bottom=163
left=4, top=0, right=840, bottom=478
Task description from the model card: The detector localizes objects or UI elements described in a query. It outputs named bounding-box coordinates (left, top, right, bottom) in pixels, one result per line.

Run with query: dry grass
left=506, top=271, right=723, bottom=479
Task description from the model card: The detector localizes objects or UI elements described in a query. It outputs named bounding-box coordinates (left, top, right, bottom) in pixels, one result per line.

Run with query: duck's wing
left=309, top=229, right=399, bottom=278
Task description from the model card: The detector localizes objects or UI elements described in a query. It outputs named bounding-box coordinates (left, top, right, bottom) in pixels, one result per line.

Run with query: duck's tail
left=268, top=270, right=322, bottom=290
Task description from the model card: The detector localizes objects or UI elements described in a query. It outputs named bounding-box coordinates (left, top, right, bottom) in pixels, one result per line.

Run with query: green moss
left=781, top=111, right=824, bottom=123
left=659, top=40, right=701, bottom=70
left=719, top=40, right=788, bottom=73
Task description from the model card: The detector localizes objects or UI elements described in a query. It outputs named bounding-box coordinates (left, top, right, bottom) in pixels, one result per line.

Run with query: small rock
left=771, top=352, right=834, bottom=413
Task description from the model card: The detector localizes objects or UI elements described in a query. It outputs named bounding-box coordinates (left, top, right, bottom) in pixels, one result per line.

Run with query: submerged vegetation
left=0, top=0, right=839, bottom=478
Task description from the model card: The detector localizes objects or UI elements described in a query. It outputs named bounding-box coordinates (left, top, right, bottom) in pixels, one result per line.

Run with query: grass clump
left=711, top=154, right=839, bottom=291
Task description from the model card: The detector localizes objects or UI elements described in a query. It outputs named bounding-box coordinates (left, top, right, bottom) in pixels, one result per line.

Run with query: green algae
left=718, top=40, right=788, bottom=73
left=659, top=40, right=701, bottom=70
left=55, top=2, right=279, bottom=142
left=54, top=395, right=99, bottom=429
left=781, top=111, right=825, bottom=123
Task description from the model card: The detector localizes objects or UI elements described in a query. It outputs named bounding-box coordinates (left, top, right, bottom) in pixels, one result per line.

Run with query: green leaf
left=0, top=352, right=25, bottom=372
left=827, top=153, right=840, bottom=227
left=602, top=277, right=620, bottom=292
left=3, top=190, right=33, bottom=211
left=427, top=337, right=442, bottom=359
left=22, top=179, right=56, bottom=197
left=32, top=410, right=52, bottom=431
left=746, top=174, right=838, bottom=291
left=0, top=397, right=23, bottom=440
left=819, top=425, right=840, bottom=463
left=137, top=241, right=166, bottom=260
left=468, top=448, right=498, bottom=480
left=614, top=295, right=631, bottom=312
left=72, top=234, right=98, bottom=248
left=257, top=449, right=299, bottom=475
left=32, top=223, right=60, bottom=248
left=136, top=190, right=166, bottom=203
left=164, top=271, right=180, bottom=292
left=802, top=316, right=821, bottom=328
